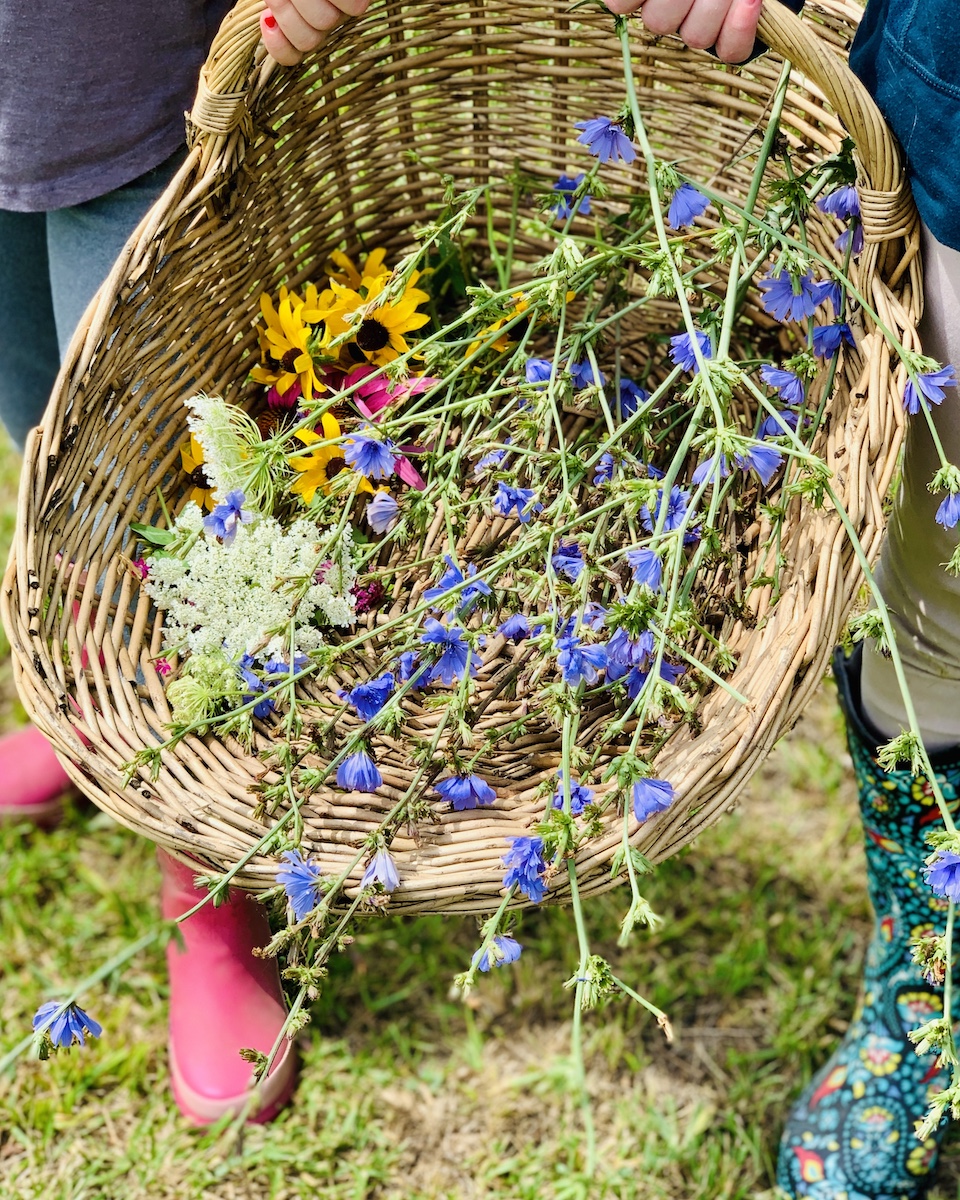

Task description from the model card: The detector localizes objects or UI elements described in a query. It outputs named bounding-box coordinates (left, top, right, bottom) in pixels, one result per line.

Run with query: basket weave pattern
left=2, top=0, right=920, bottom=912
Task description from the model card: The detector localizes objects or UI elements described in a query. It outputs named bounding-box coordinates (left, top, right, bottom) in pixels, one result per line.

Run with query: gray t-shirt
left=0, top=0, right=232, bottom=212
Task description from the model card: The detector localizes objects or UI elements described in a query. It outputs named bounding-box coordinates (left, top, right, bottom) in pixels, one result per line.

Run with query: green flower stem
left=565, top=852, right=598, bottom=1174
left=944, top=902, right=956, bottom=1065
left=618, top=21, right=725, bottom=427
left=824, top=479, right=956, bottom=831
left=608, top=972, right=672, bottom=1036
left=717, top=59, right=793, bottom=360
left=454, top=884, right=519, bottom=995
left=649, top=623, right=748, bottom=705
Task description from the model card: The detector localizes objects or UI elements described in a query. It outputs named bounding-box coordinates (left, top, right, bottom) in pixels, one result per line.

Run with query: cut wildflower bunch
left=27, top=6, right=960, bottom=1166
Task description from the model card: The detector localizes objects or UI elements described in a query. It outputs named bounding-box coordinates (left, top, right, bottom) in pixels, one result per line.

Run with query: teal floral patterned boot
left=776, top=646, right=960, bottom=1199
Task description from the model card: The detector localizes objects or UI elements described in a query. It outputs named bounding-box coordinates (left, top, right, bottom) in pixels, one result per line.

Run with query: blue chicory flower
left=692, top=454, right=731, bottom=486
left=936, top=493, right=960, bottom=530
left=237, top=653, right=276, bottom=720
left=361, top=847, right=400, bottom=892
left=502, top=835, right=549, bottom=903
left=618, top=648, right=679, bottom=701
left=552, top=770, right=594, bottom=816
left=668, top=182, right=709, bottom=229
left=669, top=330, right=712, bottom=374
left=420, top=618, right=478, bottom=686
left=366, top=491, right=399, bottom=533
left=434, top=773, right=497, bottom=811
left=552, top=172, right=591, bottom=220
left=616, top=378, right=649, bottom=420
left=493, top=483, right=542, bottom=523
left=203, top=489, right=254, bottom=545
left=625, top=546, right=663, bottom=592
left=32, top=1001, right=102, bottom=1048
left=760, top=365, right=805, bottom=406
left=924, top=850, right=960, bottom=903
left=474, top=443, right=510, bottom=473
left=345, top=672, right=396, bottom=722
left=641, top=484, right=694, bottom=535
left=812, top=321, right=855, bottom=358
left=836, top=224, right=864, bottom=256
left=397, top=650, right=422, bottom=684
left=344, top=428, right=398, bottom=479
left=817, top=185, right=860, bottom=220
left=758, top=271, right=824, bottom=323
left=581, top=601, right=608, bottom=631
left=570, top=360, right=606, bottom=390
left=815, top=280, right=844, bottom=315
left=265, top=653, right=310, bottom=677
left=593, top=452, right=615, bottom=486
left=276, top=849, right=323, bottom=921
left=633, top=777, right=675, bottom=822
left=816, top=186, right=864, bottom=256
left=758, top=409, right=800, bottom=439
left=735, top=443, right=784, bottom=487
left=606, top=627, right=653, bottom=683
left=903, top=366, right=957, bottom=415
left=423, top=554, right=492, bottom=611
left=526, top=358, right=553, bottom=385
left=551, top=542, right=585, bottom=581
left=557, top=634, right=607, bottom=686
left=472, top=934, right=523, bottom=972
left=574, top=116, right=636, bottom=165
left=498, top=613, right=533, bottom=642
left=336, top=749, right=383, bottom=793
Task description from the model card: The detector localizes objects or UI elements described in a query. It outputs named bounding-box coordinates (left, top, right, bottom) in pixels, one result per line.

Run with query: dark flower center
left=356, top=318, right=390, bottom=352
left=345, top=342, right=367, bottom=364
left=325, top=456, right=346, bottom=479
left=188, top=466, right=210, bottom=488
left=507, top=314, right=531, bottom=341
left=280, top=348, right=302, bottom=372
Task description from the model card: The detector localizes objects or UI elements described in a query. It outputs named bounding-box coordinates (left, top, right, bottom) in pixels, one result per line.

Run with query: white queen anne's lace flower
left=146, top=504, right=356, bottom=660
left=186, top=393, right=264, bottom=505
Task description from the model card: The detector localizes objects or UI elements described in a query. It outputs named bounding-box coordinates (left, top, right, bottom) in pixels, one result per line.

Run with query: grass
left=1, top=431, right=960, bottom=1199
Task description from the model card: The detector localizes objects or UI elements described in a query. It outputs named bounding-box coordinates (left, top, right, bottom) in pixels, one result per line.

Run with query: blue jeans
left=0, top=147, right=185, bottom=451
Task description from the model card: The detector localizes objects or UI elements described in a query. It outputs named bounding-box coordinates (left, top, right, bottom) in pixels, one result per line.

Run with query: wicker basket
left=2, top=0, right=920, bottom=912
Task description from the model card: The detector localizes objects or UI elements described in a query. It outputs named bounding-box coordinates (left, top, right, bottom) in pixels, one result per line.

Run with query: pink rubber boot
left=0, top=725, right=73, bottom=826
left=159, top=849, right=297, bottom=1124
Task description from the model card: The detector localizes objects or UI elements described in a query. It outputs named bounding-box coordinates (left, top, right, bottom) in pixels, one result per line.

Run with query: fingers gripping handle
left=189, top=0, right=910, bottom=246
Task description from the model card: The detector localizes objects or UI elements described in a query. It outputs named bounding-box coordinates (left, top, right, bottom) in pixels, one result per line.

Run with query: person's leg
left=0, top=149, right=188, bottom=825
left=860, top=224, right=960, bottom=750
left=0, top=211, right=78, bottom=822
left=45, top=147, right=186, bottom=355
left=777, top=226, right=960, bottom=1198
left=0, top=210, right=60, bottom=451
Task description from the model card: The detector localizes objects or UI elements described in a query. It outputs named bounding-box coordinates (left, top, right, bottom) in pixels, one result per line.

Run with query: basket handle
left=189, top=0, right=911, bottom=244
left=756, top=3, right=912, bottom=243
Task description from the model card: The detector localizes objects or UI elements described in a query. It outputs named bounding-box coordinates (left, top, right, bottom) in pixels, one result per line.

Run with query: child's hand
left=602, top=0, right=763, bottom=63
left=260, top=0, right=371, bottom=65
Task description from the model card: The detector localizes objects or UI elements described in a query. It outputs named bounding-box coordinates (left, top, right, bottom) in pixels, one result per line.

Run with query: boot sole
left=169, top=1037, right=297, bottom=1126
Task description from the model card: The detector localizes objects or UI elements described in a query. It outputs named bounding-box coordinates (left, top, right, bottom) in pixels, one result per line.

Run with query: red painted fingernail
left=263, top=13, right=278, bottom=28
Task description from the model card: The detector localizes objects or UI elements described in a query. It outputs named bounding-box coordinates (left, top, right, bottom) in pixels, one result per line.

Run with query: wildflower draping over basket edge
left=23, top=11, right=960, bottom=1149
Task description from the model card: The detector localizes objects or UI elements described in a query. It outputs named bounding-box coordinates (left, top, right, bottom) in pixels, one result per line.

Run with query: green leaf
left=129, top=522, right=175, bottom=547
